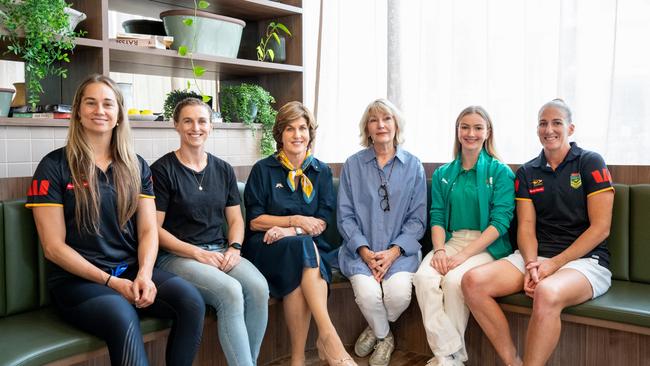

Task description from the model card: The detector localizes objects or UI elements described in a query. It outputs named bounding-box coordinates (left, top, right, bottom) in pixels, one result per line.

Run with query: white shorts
left=503, top=250, right=612, bottom=298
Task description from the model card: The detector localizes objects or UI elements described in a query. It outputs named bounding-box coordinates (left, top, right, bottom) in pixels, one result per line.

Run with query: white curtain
left=310, top=0, right=388, bottom=162
left=312, top=0, right=650, bottom=165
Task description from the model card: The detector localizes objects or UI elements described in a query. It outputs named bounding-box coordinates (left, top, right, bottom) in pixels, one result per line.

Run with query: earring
left=116, top=122, right=120, bottom=126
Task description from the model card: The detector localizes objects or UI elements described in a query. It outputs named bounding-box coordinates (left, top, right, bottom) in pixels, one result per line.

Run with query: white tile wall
left=0, top=124, right=263, bottom=177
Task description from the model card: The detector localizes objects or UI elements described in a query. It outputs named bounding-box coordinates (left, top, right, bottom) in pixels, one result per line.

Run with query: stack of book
left=113, top=33, right=174, bottom=50
left=10, top=104, right=72, bottom=119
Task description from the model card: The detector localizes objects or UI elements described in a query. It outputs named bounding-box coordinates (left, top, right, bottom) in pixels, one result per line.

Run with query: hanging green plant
left=220, top=83, right=277, bottom=156
left=176, top=0, right=211, bottom=103
left=256, top=21, right=292, bottom=62
left=0, top=0, right=86, bottom=106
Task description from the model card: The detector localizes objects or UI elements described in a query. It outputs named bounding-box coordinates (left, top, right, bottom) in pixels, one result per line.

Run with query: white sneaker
left=368, top=332, right=394, bottom=366
left=354, top=326, right=378, bottom=357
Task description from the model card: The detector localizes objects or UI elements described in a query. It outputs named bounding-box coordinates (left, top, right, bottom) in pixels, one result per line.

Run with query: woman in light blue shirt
left=337, top=99, right=427, bottom=366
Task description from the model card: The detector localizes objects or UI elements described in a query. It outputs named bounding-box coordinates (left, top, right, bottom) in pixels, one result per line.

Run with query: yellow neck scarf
left=276, top=149, right=315, bottom=203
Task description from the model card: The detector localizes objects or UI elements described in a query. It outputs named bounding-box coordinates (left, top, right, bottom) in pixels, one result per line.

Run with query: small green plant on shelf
left=163, top=89, right=212, bottom=120
left=220, top=83, right=277, bottom=156
left=0, top=0, right=86, bottom=106
left=256, top=21, right=292, bottom=62
left=177, top=0, right=211, bottom=103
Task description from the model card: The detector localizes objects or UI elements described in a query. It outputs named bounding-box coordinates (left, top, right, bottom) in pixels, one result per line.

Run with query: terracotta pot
left=11, top=82, right=25, bottom=107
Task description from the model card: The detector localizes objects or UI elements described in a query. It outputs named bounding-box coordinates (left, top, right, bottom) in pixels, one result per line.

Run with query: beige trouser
left=413, top=230, right=494, bottom=362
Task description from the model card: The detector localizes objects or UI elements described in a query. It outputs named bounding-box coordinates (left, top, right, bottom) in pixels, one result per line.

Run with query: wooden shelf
left=108, top=41, right=302, bottom=79
left=109, top=0, right=301, bottom=21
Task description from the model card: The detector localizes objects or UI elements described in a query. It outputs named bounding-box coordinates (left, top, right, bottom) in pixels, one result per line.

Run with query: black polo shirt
left=26, top=148, right=155, bottom=286
left=151, top=151, right=240, bottom=245
left=515, top=143, right=614, bottom=267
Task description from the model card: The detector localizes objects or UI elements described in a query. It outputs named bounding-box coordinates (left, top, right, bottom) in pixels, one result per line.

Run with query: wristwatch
left=229, top=242, right=242, bottom=250
left=294, top=227, right=304, bottom=235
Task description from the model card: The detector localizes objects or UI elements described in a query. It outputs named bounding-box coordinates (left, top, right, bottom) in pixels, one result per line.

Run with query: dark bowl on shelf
left=122, top=19, right=167, bottom=36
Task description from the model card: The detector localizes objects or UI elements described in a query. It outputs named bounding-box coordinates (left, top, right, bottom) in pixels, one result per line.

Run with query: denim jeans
left=157, top=244, right=269, bottom=366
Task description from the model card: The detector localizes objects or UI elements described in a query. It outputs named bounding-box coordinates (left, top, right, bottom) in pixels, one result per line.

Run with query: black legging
left=51, top=268, right=205, bottom=366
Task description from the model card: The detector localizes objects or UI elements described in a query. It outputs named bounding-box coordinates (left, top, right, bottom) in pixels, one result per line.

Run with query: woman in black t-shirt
left=27, top=74, right=204, bottom=366
left=152, top=98, right=269, bottom=366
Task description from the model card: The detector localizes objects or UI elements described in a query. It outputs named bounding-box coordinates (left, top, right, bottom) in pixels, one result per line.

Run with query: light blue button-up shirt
left=337, top=147, right=427, bottom=279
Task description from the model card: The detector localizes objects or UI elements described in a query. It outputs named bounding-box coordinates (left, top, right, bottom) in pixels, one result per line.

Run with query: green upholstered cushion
left=0, top=307, right=171, bottom=366
left=498, top=280, right=650, bottom=328
left=3, top=200, right=40, bottom=315
left=630, top=185, right=650, bottom=283
left=609, top=184, right=629, bottom=280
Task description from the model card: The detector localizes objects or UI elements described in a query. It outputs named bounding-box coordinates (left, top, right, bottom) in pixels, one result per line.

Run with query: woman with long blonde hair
left=413, top=105, right=515, bottom=366
left=27, top=74, right=205, bottom=366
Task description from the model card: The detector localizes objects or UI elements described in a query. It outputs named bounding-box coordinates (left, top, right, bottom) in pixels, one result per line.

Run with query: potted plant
left=0, top=0, right=86, bottom=106
left=163, top=89, right=213, bottom=120
left=220, top=83, right=277, bottom=156
left=256, top=21, right=292, bottom=63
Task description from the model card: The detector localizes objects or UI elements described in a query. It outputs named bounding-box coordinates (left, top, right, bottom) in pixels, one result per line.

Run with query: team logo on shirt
left=275, top=183, right=284, bottom=189
left=529, top=179, right=544, bottom=194
left=570, top=173, right=582, bottom=189
left=27, top=179, right=49, bottom=196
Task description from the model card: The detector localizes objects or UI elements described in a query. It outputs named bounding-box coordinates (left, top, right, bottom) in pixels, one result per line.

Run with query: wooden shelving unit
left=0, top=0, right=304, bottom=124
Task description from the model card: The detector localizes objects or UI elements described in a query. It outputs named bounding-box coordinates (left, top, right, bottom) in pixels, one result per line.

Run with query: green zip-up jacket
left=430, top=149, right=515, bottom=259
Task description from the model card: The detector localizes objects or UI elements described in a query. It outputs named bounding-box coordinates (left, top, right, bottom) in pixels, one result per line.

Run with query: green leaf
left=268, top=48, right=275, bottom=61
left=276, top=23, right=292, bottom=36
left=186, top=80, right=191, bottom=90
left=272, top=33, right=281, bottom=46
left=202, top=95, right=211, bottom=103
left=256, top=46, right=264, bottom=61
left=182, top=18, right=193, bottom=26
left=193, top=65, right=206, bottom=77
left=198, top=0, right=210, bottom=9
left=178, top=45, right=188, bottom=56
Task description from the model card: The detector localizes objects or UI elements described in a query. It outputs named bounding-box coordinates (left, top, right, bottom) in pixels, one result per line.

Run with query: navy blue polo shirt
left=26, top=148, right=155, bottom=287
left=243, top=154, right=336, bottom=251
left=515, top=143, right=614, bottom=267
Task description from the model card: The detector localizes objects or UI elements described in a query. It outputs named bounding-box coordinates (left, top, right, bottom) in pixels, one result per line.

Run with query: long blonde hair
left=66, top=74, right=140, bottom=233
left=452, top=105, right=501, bottom=161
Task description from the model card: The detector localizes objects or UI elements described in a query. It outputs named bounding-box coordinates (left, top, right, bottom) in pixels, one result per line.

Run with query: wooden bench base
left=45, top=283, right=650, bottom=366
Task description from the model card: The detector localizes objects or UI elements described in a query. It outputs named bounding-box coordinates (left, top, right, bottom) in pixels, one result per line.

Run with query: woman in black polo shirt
left=27, top=74, right=204, bottom=366
left=462, top=99, right=614, bottom=366
left=152, top=98, right=269, bottom=366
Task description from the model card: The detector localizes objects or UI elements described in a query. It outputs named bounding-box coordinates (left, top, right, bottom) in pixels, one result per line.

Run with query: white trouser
left=413, top=230, right=495, bottom=362
left=349, top=271, right=414, bottom=339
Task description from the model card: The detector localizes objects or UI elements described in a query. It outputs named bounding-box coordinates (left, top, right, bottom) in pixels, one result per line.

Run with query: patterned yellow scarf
left=276, top=149, right=315, bottom=203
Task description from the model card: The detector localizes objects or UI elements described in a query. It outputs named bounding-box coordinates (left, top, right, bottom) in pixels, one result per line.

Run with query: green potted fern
left=220, top=83, right=277, bottom=156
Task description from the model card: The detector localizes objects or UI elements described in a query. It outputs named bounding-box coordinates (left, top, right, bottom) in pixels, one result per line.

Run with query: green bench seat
left=1, top=182, right=649, bottom=365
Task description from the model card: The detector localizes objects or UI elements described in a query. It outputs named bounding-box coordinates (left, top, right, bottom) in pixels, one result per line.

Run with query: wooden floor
left=264, top=347, right=431, bottom=366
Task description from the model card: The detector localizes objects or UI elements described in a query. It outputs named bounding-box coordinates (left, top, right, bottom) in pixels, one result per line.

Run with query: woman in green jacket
left=413, top=106, right=515, bottom=366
